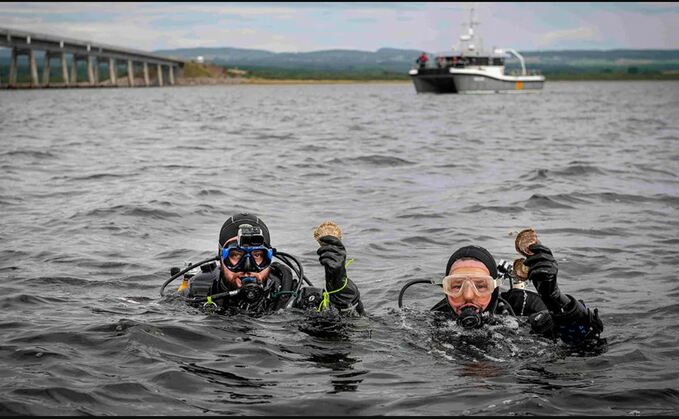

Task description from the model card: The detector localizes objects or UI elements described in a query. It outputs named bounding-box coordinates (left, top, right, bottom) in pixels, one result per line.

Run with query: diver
left=399, top=240, right=604, bottom=348
left=160, top=213, right=364, bottom=316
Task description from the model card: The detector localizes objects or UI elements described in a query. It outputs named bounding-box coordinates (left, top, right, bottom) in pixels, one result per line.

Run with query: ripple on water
left=2, top=82, right=679, bottom=415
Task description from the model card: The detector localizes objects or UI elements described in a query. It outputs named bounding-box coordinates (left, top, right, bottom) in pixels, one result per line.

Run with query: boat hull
left=410, top=70, right=544, bottom=94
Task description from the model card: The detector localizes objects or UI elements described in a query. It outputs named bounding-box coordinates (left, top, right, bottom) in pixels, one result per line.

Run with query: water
left=1, top=81, right=678, bottom=415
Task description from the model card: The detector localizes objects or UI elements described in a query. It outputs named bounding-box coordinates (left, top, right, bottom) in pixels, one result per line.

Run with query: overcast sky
left=1, top=2, right=678, bottom=53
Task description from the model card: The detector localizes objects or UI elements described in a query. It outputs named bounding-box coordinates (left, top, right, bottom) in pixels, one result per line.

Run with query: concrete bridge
left=0, top=26, right=186, bottom=88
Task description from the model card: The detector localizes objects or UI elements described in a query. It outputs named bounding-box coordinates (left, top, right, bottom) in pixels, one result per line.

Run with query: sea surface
left=1, top=81, right=678, bottom=416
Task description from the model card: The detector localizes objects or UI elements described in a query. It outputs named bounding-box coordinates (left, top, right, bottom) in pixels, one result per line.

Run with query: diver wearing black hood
left=429, top=244, right=604, bottom=347
left=172, top=213, right=364, bottom=316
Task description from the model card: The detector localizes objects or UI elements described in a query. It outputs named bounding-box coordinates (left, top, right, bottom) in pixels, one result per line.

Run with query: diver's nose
left=242, top=255, right=254, bottom=272
left=461, top=281, right=476, bottom=301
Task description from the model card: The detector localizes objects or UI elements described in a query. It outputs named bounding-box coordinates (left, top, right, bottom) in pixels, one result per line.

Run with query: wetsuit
left=180, top=261, right=364, bottom=316
left=430, top=288, right=604, bottom=347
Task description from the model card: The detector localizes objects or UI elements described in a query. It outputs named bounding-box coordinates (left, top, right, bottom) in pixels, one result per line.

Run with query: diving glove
left=525, top=243, right=570, bottom=313
left=317, top=235, right=347, bottom=288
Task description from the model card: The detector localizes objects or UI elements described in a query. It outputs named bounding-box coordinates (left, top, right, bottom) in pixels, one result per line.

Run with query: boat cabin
left=434, top=55, right=505, bottom=68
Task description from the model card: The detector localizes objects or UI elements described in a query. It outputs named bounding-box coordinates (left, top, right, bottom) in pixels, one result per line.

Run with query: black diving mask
left=220, top=242, right=273, bottom=273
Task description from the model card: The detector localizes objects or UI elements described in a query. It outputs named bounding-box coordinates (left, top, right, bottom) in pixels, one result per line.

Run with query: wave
left=329, top=155, right=416, bottom=167
left=70, top=204, right=181, bottom=220
left=0, top=150, right=57, bottom=159
left=0, top=293, right=71, bottom=308
left=523, top=194, right=575, bottom=209
left=70, top=173, right=133, bottom=181
left=524, top=162, right=606, bottom=181
left=460, top=203, right=525, bottom=214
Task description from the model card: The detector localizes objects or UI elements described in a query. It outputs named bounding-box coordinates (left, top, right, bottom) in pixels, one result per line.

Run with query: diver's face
left=446, top=262, right=493, bottom=315
left=220, top=237, right=270, bottom=288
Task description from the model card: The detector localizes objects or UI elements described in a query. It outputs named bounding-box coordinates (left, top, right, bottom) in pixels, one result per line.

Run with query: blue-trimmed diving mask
left=220, top=242, right=274, bottom=273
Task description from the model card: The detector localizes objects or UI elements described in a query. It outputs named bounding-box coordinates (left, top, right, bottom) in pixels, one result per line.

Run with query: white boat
left=409, top=8, right=545, bottom=94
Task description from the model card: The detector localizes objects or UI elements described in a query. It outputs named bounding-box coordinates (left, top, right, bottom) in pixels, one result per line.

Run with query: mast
left=456, top=6, right=483, bottom=56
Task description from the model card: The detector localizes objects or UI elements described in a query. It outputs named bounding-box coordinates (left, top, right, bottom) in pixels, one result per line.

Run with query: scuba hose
left=397, top=263, right=517, bottom=323
left=159, top=255, right=218, bottom=297
left=271, top=250, right=312, bottom=308
left=159, top=250, right=312, bottom=306
left=397, top=277, right=491, bottom=329
left=397, top=278, right=434, bottom=309
left=274, top=251, right=313, bottom=291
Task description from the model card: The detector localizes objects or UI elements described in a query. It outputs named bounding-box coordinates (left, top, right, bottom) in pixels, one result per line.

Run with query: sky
left=0, top=2, right=678, bottom=53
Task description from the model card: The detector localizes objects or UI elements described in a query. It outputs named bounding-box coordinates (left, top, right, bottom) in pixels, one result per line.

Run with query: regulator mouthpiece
left=458, top=307, right=483, bottom=329
left=240, top=277, right=264, bottom=302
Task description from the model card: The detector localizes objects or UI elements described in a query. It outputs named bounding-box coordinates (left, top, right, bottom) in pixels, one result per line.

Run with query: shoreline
left=179, top=76, right=679, bottom=86
left=2, top=77, right=677, bottom=90
left=242, top=78, right=409, bottom=85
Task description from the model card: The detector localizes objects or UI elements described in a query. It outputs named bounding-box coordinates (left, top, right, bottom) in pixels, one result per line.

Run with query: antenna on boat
left=468, top=6, right=479, bottom=37
left=458, top=4, right=482, bottom=56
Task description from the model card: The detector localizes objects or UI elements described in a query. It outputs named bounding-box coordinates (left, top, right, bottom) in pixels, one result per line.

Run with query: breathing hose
left=159, top=249, right=312, bottom=300
left=159, top=255, right=218, bottom=297
left=397, top=278, right=434, bottom=309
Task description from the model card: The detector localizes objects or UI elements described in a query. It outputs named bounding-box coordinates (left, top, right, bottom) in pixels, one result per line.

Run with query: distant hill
left=2, top=46, right=679, bottom=79
left=152, top=46, right=679, bottom=76
left=152, top=47, right=423, bottom=73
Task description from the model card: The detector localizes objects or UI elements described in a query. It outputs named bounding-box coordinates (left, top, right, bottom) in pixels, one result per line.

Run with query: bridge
left=0, top=26, right=186, bottom=88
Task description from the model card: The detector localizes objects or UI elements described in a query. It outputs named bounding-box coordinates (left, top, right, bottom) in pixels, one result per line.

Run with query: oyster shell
left=313, top=221, right=343, bottom=244
left=513, top=258, right=529, bottom=281
left=515, top=228, right=540, bottom=256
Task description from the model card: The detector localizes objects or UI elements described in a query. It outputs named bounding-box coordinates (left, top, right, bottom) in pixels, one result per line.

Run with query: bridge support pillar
left=143, top=62, right=150, bottom=86
left=127, top=59, right=134, bottom=87
left=42, top=52, right=52, bottom=87
left=109, top=57, right=117, bottom=86
left=87, top=56, right=95, bottom=86
left=94, top=57, right=100, bottom=85
left=9, top=47, right=18, bottom=88
left=29, top=49, right=38, bottom=87
left=157, top=64, right=163, bottom=86
left=169, top=65, right=175, bottom=85
left=61, top=52, right=69, bottom=86
left=71, top=54, right=80, bottom=86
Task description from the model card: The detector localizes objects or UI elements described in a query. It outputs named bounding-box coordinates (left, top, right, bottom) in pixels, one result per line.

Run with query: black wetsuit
left=180, top=261, right=364, bottom=316
left=430, top=288, right=604, bottom=347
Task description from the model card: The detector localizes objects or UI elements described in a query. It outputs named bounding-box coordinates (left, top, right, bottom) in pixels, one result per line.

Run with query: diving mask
left=220, top=242, right=273, bottom=273
left=440, top=274, right=497, bottom=298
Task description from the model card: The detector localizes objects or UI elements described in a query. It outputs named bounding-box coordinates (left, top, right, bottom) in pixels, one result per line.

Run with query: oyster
left=513, top=258, right=529, bottom=281
left=313, top=221, right=343, bottom=244
left=515, top=228, right=540, bottom=256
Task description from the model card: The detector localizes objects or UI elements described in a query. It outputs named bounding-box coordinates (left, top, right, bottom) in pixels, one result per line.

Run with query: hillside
left=153, top=46, right=679, bottom=79
left=2, top=46, right=679, bottom=81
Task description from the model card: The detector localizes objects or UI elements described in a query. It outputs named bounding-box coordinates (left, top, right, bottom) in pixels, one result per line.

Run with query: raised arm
left=316, top=236, right=364, bottom=315
left=525, top=243, right=604, bottom=346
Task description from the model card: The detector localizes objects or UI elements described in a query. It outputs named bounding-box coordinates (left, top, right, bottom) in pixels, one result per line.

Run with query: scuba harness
left=159, top=250, right=313, bottom=309
left=160, top=223, right=314, bottom=309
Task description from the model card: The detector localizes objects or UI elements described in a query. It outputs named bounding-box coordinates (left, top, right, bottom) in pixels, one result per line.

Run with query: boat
left=409, top=8, right=545, bottom=94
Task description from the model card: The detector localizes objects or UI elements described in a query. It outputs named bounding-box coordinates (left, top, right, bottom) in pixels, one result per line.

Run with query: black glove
left=524, top=243, right=569, bottom=312
left=316, top=236, right=347, bottom=288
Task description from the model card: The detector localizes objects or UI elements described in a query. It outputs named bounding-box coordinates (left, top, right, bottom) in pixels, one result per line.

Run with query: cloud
left=0, top=2, right=677, bottom=51
left=536, top=26, right=601, bottom=48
